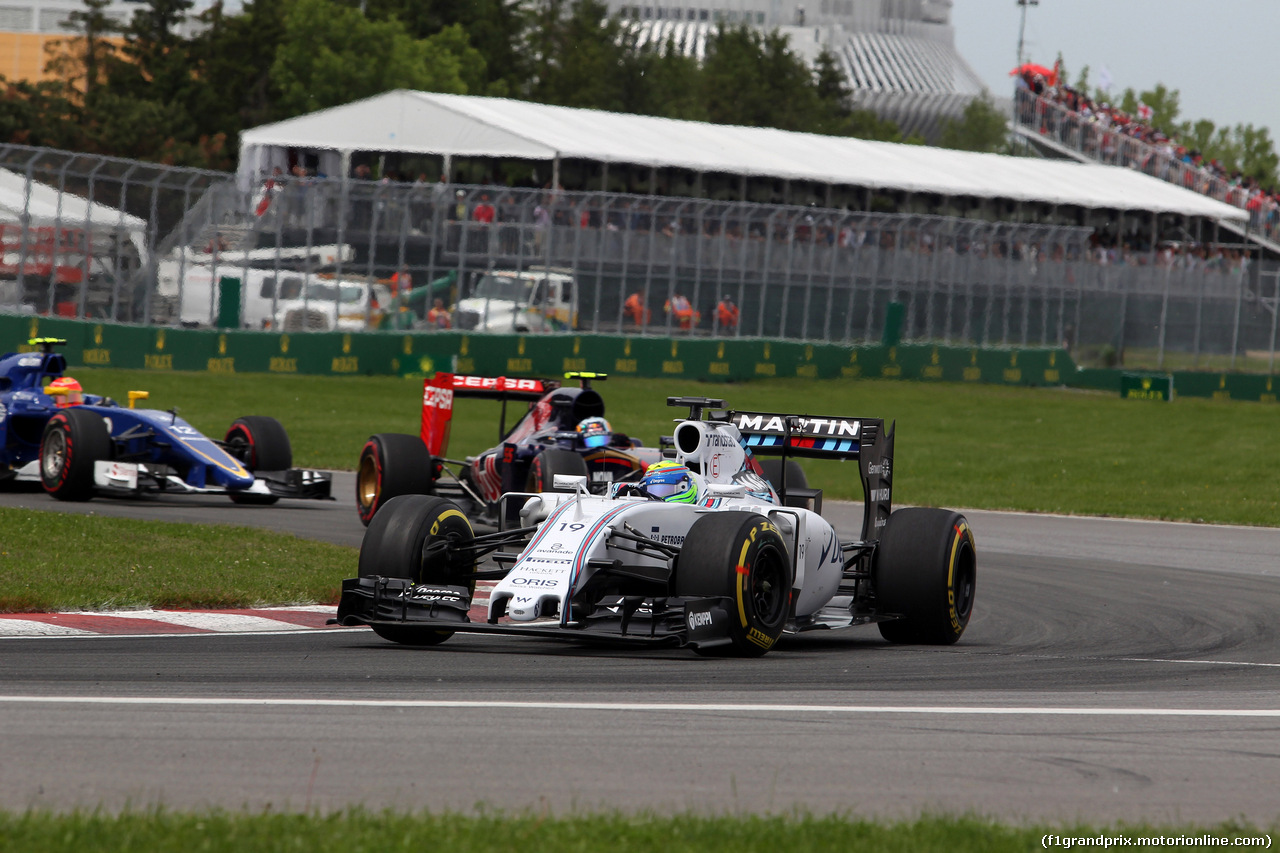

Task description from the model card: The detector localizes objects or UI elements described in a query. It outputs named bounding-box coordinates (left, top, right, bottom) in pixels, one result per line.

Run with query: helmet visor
left=644, top=476, right=690, bottom=499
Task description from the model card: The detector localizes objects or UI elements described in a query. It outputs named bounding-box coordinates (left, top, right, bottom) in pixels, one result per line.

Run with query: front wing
left=93, top=461, right=333, bottom=500
left=336, top=576, right=736, bottom=651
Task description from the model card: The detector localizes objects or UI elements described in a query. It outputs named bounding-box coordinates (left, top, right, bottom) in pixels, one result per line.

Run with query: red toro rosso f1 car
left=338, top=396, right=977, bottom=656
left=356, top=371, right=664, bottom=526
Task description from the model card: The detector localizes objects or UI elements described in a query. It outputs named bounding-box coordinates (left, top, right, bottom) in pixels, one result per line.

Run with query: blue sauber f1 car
left=0, top=338, right=331, bottom=503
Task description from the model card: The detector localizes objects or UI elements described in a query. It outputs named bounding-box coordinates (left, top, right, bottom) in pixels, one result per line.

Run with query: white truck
left=452, top=268, right=576, bottom=333
left=154, top=245, right=391, bottom=331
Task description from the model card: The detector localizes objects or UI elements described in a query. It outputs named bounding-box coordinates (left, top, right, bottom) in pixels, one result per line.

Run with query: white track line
left=1, top=696, right=1279, bottom=717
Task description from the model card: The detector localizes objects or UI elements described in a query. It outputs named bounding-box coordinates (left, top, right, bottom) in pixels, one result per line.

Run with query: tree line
left=0, top=0, right=1013, bottom=172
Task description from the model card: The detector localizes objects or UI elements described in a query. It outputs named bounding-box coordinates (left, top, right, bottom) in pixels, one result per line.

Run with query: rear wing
left=420, top=372, right=560, bottom=456
left=718, top=409, right=895, bottom=541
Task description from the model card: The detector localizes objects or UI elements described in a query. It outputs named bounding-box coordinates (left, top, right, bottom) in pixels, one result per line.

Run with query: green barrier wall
left=4, top=315, right=1277, bottom=402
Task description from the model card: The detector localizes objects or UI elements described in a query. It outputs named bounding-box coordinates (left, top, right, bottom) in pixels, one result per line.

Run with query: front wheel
left=354, top=494, right=476, bottom=646
left=224, top=416, right=292, bottom=505
left=356, top=433, right=435, bottom=526
left=674, top=511, right=792, bottom=657
left=40, top=408, right=112, bottom=502
left=526, top=448, right=589, bottom=492
left=873, top=508, right=976, bottom=645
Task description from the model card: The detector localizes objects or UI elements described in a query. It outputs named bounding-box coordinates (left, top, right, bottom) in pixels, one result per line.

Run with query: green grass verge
left=0, top=810, right=1270, bottom=852
left=0, top=508, right=353, bottom=611
left=70, top=368, right=1280, bottom=526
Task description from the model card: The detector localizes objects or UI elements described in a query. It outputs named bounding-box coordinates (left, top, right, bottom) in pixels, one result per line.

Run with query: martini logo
left=733, top=413, right=860, bottom=438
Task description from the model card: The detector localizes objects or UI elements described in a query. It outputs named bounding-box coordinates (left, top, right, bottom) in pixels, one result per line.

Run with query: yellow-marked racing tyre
left=675, top=511, right=792, bottom=657
left=355, top=494, right=476, bottom=646
left=873, top=507, right=976, bottom=645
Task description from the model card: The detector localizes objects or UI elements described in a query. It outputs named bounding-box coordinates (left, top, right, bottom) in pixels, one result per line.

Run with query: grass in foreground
left=0, top=810, right=1271, bottom=853
left=58, top=369, right=1280, bottom=526
left=0, top=508, right=354, bottom=612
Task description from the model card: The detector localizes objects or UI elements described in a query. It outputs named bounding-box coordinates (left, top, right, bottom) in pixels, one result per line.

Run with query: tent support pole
left=552, top=156, right=561, bottom=190
left=601, top=162, right=608, bottom=192
left=443, top=154, right=452, bottom=181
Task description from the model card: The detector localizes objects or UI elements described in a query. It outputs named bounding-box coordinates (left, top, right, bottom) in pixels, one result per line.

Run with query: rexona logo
left=686, top=610, right=715, bottom=630
left=733, top=413, right=860, bottom=437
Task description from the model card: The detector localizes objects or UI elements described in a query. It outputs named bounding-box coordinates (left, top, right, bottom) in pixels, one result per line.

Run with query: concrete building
left=606, top=0, right=992, bottom=141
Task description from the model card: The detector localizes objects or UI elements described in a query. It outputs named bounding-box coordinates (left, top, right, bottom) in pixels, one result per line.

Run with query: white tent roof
left=239, top=90, right=1246, bottom=221
left=0, top=167, right=147, bottom=231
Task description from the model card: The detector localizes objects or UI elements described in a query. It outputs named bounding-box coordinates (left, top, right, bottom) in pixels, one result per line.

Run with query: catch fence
left=0, top=143, right=1276, bottom=372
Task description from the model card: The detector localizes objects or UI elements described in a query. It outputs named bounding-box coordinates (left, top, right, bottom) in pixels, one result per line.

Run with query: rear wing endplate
left=718, top=409, right=895, bottom=540
left=421, top=372, right=560, bottom=456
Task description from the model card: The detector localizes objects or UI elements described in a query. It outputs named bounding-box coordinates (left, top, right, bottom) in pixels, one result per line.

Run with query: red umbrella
left=1010, top=63, right=1057, bottom=84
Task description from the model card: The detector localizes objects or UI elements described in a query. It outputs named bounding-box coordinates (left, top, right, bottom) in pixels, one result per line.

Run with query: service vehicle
left=452, top=268, right=576, bottom=333
left=356, top=371, right=664, bottom=526
left=0, top=338, right=331, bottom=503
left=338, top=396, right=977, bottom=656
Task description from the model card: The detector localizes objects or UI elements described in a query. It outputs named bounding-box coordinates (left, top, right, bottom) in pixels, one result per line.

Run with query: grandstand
left=607, top=0, right=992, bottom=142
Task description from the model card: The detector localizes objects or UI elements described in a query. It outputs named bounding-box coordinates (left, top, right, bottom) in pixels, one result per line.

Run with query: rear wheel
left=758, top=458, right=807, bottom=496
left=674, top=511, right=791, bottom=657
left=40, top=408, right=111, bottom=502
left=356, top=494, right=476, bottom=646
left=874, top=508, right=977, bottom=645
left=224, top=416, right=292, bottom=505
left=526, top=448, right=589, bottom=492
left=356, top=433, right=435, bottom=526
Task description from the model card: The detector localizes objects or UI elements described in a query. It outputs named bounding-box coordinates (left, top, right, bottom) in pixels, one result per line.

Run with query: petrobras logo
left=423, top=384, right=454, bottom=411
left=733, top=413, right=860, bottom=438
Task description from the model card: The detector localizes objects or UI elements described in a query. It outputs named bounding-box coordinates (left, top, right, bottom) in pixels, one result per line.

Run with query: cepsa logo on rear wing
left=421, top=372, right=558, bottom=456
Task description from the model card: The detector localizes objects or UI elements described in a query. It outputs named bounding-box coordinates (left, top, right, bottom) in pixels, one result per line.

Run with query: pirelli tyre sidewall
left=40, top=407, right=111, bottom=502
left=356, top=433, right=435, bottom=526
left=224, top=415, right=292, bottom=505
left=873, top=507, right=976, bottom=645
left=357, top=494, right=475, bottom=645
left=675, top=511, right=792, bottom=657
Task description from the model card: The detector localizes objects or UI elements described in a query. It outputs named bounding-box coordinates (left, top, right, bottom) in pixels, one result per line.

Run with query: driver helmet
left=576, top=416, right=612, bottom=449
left=47, top=376, right=83, bottom=407
left=638, top=460, right=700, bottom=504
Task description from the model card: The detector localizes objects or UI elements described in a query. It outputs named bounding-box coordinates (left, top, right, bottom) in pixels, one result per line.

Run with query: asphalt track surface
left=2, top=473, right=1280, bottom=822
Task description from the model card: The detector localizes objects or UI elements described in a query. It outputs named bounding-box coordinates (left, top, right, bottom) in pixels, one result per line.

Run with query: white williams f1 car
left=337, top=397, right=976, bottom=656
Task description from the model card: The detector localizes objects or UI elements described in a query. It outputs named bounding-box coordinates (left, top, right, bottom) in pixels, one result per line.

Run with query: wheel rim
left=751, top=543, right=789, bottom=625
left=42, top=430, right=67, bottom=481
left=225, top=428, right=251, bottom=466
left=357, top=454, right=379, bottom=510
left=952, top=540, right=977, bottom=622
